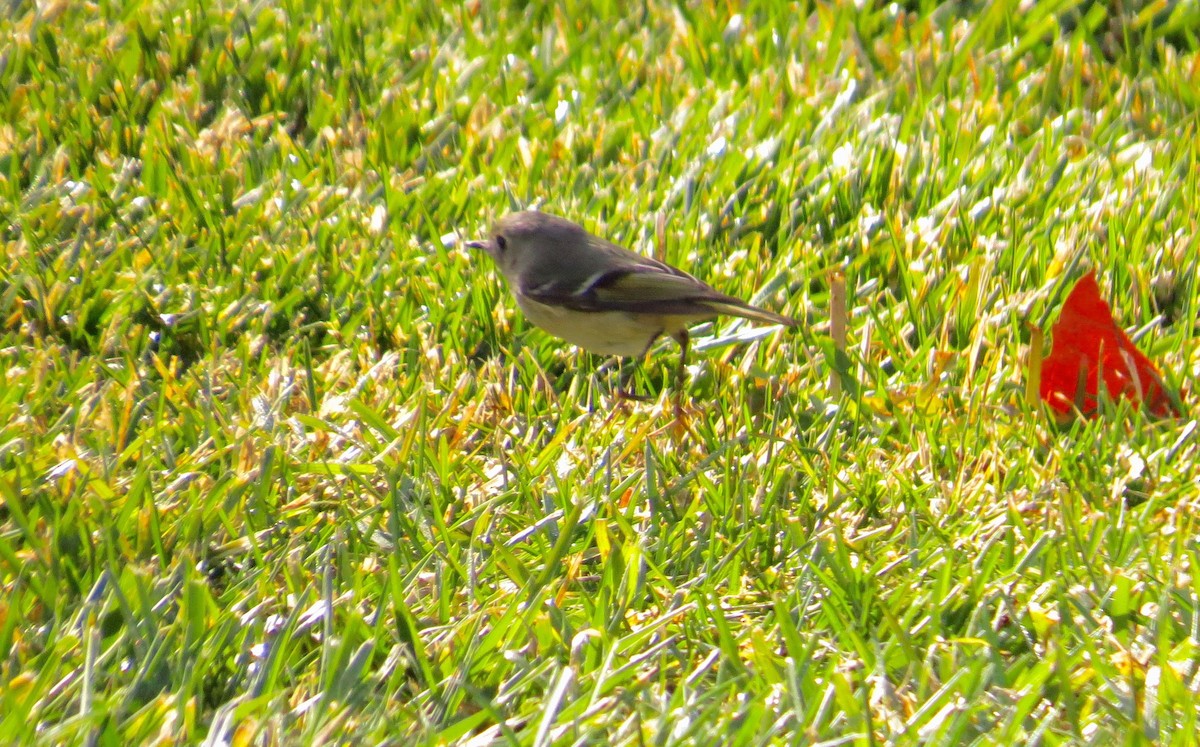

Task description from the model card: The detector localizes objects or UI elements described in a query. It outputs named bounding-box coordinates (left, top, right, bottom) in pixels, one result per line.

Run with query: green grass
left=2, top=0, right=1199, bottom=744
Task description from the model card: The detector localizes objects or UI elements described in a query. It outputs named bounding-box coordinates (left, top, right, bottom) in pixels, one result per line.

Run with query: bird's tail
left=705, top=300, right=798, bottom=328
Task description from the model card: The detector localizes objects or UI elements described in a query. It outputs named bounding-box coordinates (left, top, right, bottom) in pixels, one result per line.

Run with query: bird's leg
left=670, top=329, right=690, bottom=427
left=671, top=329, right=690, bottom=391
left=615, top=357, right=653, bottom=401
left=614, top=329, right=664, bottom=401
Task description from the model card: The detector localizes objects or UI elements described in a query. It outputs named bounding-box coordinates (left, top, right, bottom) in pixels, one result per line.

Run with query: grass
left=2, top=0, right=1199, bottom=744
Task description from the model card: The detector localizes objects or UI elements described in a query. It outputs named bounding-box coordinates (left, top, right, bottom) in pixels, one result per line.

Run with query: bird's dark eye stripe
left=495, top=235, right=507, bottom=250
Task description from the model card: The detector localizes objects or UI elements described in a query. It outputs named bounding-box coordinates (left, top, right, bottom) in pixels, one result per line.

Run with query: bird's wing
left=520, top=236, right=798, bottom=326
left=589, top=266, right=799, bottom=327
left=520, top=260, right=720, bottom=316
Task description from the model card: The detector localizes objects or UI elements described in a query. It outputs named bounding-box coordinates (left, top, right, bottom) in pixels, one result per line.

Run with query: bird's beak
left=465, top=239, right=487, bottom=250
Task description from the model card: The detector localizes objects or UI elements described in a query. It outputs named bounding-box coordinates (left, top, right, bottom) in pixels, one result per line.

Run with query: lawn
left=2, top=0, right=1199, bottom=744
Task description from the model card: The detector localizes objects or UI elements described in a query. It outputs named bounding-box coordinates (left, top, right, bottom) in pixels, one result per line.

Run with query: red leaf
left=1038, top=271, right=1178, bottom=418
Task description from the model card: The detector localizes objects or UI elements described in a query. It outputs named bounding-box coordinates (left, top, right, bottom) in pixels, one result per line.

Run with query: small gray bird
left=467, top=210, right=797, bottom=396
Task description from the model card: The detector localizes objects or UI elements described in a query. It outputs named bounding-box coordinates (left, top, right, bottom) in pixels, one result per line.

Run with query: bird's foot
left=615, top=387, right=654, bottom=402
left=670, top=391, right=700, bottom=440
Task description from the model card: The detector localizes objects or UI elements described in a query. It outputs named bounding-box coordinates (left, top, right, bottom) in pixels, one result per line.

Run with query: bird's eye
left=495, top=235, right=507, bottom=251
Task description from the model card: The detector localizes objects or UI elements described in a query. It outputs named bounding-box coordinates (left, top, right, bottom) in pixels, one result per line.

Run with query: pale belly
left=516, top=295, right=699, bottom=357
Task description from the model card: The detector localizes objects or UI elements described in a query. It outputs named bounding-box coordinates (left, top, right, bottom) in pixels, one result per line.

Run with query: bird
left=467, top=210, right=797, bottom=399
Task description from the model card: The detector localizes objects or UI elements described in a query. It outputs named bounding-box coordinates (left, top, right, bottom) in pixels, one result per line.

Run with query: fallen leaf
left=1038, top=271, right=1178, bottom=418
